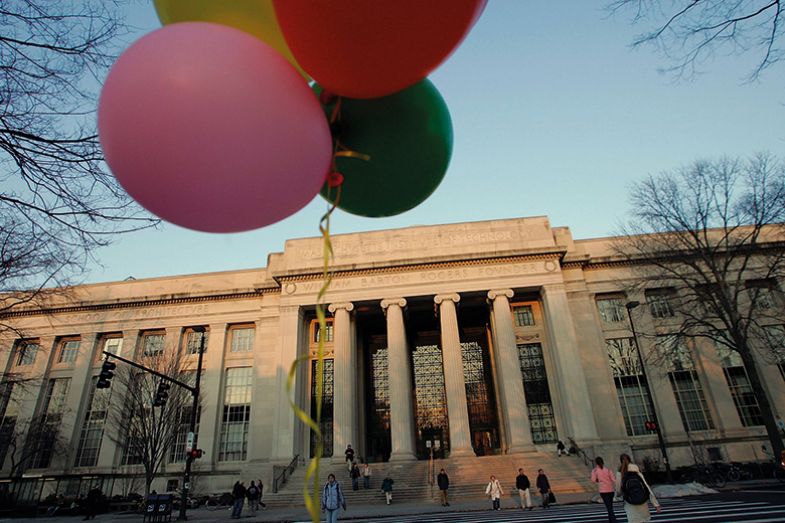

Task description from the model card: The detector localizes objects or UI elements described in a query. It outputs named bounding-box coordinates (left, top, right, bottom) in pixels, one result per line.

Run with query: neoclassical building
left=1, top=216, right=784, bottom=499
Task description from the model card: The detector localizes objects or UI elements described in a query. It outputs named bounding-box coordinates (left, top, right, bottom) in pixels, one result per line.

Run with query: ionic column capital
left=487, top=289, right=514, bottom=301
left=328, top=302, right=354, bottom=314
left=434, top=293, right=461, bottom=305
left=380, top=298, right=407, bottom=311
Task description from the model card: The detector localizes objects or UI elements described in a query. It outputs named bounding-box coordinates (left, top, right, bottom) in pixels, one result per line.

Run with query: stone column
left=329, top=302, right=356, bottom=463
left=272, top=306, right=305, bottom=461
left=488, top=289, right=535, bottom=453
left=434, top=293, right=474, bottom=457
left=540, top=285, right=599, bottom=442
left=381, top=298, right=416, bottom=462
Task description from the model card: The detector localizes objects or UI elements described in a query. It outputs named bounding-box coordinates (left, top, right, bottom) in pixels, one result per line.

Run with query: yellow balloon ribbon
left=153, top=0, right=309, bottom=79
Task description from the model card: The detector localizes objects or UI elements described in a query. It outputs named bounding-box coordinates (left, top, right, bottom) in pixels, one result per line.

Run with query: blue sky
left=87, top=1, right=785, bottom=283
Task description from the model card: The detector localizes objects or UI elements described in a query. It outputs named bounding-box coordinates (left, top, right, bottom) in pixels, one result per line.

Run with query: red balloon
left=272, top=0, right=486, bottom=99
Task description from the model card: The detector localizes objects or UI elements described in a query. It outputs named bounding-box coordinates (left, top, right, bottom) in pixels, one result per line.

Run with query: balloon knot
left=326, top=171, right=344, bottom=188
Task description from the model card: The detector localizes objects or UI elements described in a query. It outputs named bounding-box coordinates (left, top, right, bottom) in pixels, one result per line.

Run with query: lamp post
left=178, top=326, right=206, bottom=520
left=625, top=301, right=673, bottom=482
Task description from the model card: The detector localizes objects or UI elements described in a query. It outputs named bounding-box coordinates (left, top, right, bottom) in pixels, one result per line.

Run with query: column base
left=388, top=452, right=417, bottom=462
left=507, top=444, right=538, bottom=454
left=448, top=447, right=476, bottom=458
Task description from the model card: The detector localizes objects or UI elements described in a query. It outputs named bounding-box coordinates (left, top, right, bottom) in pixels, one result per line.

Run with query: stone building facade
left=1, top=216, right=784, bottom=496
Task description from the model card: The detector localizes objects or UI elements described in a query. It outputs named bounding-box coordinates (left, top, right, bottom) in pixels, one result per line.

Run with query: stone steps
left=264, top=452, right=595, bottom=508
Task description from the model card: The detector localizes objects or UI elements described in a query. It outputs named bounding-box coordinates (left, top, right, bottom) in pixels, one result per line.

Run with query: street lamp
left=178, top=326, right=206, bottom=520
left=625, top=301, right=673, bottom=483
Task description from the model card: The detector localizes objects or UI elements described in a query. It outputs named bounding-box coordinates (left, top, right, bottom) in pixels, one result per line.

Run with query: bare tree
left=616, top=152, right=785, bottom=460
left=0, top=0, right=158, bottom=313
left=106, top=350, right=198, bottom=497
left=608, top=0, right=785, bottom=79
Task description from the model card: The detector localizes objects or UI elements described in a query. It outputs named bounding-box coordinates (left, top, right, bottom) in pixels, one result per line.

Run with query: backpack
left=247, top=486, right=258, bottom=497
left=622, top=472, right=650, bottom=505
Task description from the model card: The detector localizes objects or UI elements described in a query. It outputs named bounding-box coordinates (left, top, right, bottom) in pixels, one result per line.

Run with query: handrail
left=568, top=437, right=594, bottom=469
left=272, top=454, right=300, bottom=493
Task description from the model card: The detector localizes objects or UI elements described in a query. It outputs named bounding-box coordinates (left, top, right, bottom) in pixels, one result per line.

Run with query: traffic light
left=153, top=381, right=171, bottom=407
left=188, top=449, right=203, bottom=460
left=96, top=360, right=116, bottom=389
left=644, top=420, right=658, bottom=431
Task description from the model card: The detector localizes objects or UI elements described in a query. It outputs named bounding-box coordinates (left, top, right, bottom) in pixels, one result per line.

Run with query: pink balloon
left=98, top=22, right=331, bottom=233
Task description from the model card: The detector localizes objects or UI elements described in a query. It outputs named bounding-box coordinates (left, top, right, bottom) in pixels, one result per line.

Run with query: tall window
left=75, top=378, right=111, bottom=467
left=15, top=340, right=39, bottom=366
left=597, top=297, right=626, bottom=323
left=57, top=338, right=81, bottom=364
left=717, top=347, right=764, bottom=427
left=747, top=279, right=778, bottom=310
left=102, top=336, right=123, bottom=358
left=659, top=337, right=714, bottom=431
left=0, top=383, right=20, bottom=468
left=646, top=289, right=675, bottom=319
left=219, top=367, right=252, bottom=461
left=141, top=331, right=166, bottom=356
left=513, top=305, right=535, bottom=327
left=310, top=358, right=334, bottom=458
left=763, top=325, right=785, bottom=381
left=33, top=378, right=71, bottom=468
left=229, top=326, right=254, bottom=353
left=170, top=406, right=201, bottom=463
left=183, top=327, right=208, bottom=355
left=605, top=338, right=653, bottom=436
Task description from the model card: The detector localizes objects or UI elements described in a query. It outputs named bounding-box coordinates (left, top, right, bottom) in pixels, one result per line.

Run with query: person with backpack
left=381, top=475, right=394, bottom=505
left=485, top=474, right=503, bottom=511
left=321, top=474, right=346, bottom=523
left=618, top=454, right=661, bottom=522
left=246, top=481, right=260, bottom=515
left=591, top=457, right=618, bottom=523
left=437, top=468, right=450, bottom=506
left=515, top=468, right=533, bottom=510
left=230, top=481, right=246, bottom=519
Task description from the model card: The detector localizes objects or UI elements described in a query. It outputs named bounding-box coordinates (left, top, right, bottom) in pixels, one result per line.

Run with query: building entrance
left=412, top=341, right=449, bottom=460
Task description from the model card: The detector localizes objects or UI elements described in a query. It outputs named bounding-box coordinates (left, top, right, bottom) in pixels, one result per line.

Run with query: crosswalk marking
left=346, top=497, right=785, bottom=523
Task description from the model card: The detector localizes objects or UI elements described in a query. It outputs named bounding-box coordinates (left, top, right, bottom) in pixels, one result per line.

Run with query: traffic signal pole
left=178, top=327, right=205, bottom=521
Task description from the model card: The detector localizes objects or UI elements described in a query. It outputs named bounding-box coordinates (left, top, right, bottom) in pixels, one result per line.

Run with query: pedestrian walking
left=536, top=469, right=552, bottom=509
left=556, top=440, right=566, bottom=456
left=485, top=474, right=503, bottom=511
left=381, top=476, right=394, bottom=505
left=246, top=481, right=260, bottom=515
left=321, top=474, right=346, bottom=523
left=350, top=462, right=361, bottom=491
left=82, top=486, right=101, bottom=520
left=230, top=481, right=246, bottom=519
left=592, top=457, right=618, bottom=523
left=618, top=454, right=661, bottom=523
left=344, top=444, right=355, bottom=464
left=437, top=468, right=450, bottom=506
left=362, top=462, right=372, bottom=489
left=515, top=468, right=533, bottom=510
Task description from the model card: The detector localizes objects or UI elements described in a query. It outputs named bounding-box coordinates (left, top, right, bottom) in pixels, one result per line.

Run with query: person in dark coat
left=82, top=487, right=101, bottom=520
left=536, top=469, right=552, bottom=509
left=437, top=468, right=450, bottom=506
left=231, top=481, right=246, bottom=519
left=344, top=444, right=355, bottom=464
left=350, top=463, right=361, bottom=491
left=516, top=468, right=533, bottom=510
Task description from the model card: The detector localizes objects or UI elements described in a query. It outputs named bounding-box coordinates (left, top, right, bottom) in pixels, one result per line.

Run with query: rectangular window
left=169, top=406, right=201, bottom=463
left=605, top=338, right=653, bottom=436
left=33, top=378, right=71, bottom=468
left=74, top=378, right=111, bottom=467
left=230, top=326, right=254, bottom=353
left=763, top=325, right=785, bottom=381
left=183, top=328, right=208, bottom=355
left=660, top=340, right=714, bottom=431
left=57, top=339, right=81, bottom=363
left=746, top=279, right=778, bottom=310
left=219, top=367, right=252, bottom=461
left=0, top=383, right=20, bottom=469
left=15, top=340, right=39, bottom=366
left=597, top=297, right=626, bottom=323
left=142, top=331, right=166, bottom=356
left=646, top=289, right=675, bottom=319
left=314, top=322, right=334, bottom=343
left=513, top=305, right=535, bottom=327
left=717, top=347, right=764, bottom=427
left=102, top=336, right=123, bottom=358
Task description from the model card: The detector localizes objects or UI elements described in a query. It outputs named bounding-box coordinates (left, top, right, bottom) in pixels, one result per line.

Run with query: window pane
left=230, top=328, right=254, bottom=353
left=669, top=369, right=714, bottom=431
left=143, top=334, right=165, bottom=356
left=513, top=306, right=535, bottom=327
left=185, top=329, right=208, bottom=355
left=605, top=338, right=654, bottom=436
left=597, top=298, right=626, bottom=323
left=723, top=366, right=764, bottom=427
left=58, top=340, right=80, bottom=363
left=103, top=337, right=123, bottom=357
left=314, top=323, right=334, bottom=343
left=646, top=289, right=675, bottom=319
left=219, top=368, right=252, bottom=461
left=16, top=341, right=38, bottom=366
left=75, top=379, right=111, bottom=467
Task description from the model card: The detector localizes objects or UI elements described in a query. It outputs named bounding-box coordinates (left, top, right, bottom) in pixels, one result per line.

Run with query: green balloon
left=320, top=79, right=453, bottom=217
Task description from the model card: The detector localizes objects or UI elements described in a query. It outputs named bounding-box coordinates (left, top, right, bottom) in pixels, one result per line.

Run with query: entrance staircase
left=264, top=451, right=595, bottom=508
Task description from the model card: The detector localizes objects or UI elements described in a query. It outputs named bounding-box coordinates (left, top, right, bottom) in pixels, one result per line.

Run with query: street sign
left=186, top=431, right=194, bottom=452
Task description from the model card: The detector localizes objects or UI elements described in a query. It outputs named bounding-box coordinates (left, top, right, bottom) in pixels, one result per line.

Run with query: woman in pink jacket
left=591, top=456, right=618, bottom=523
